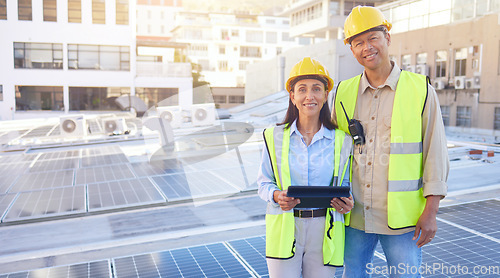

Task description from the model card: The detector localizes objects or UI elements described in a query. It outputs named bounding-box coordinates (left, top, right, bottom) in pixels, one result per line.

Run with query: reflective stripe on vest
left=262, top=126, right=352, bottom=266
left=335, top=71, right=428, bottom=229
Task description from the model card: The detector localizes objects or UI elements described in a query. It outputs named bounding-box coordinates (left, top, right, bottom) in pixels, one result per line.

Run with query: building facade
left=379, top=0, right=500, bottom=131
left=0, top=0, right=193, bottom=121
left=170, top=10, right=306, bottom=89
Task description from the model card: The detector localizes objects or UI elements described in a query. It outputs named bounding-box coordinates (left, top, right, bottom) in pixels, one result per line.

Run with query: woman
left=257, top=57, right=354, bottom=278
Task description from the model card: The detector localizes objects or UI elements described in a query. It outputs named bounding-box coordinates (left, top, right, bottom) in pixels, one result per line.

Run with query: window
left=240, top=46, right=261, bottom=58
left=16, top=86, right=63, bottom=111
left=246, top=31, right=263, bottom=43
left=239, top=61, right=249, bottom=70
left=92, top=0, right=105, bottom=24
left=213, top=95, right=227, bottom=104
left=401, top=54, right=412, bottom=69
left=219, top=46, right=225, bottom=55
left=221, top=29, right=229, bottom=40
left=69, top=87, right=128, bottom=111
left=0, top=85, right=3, bottom=101
left=266, top=32, right=277, bottom=44
left=14, top=42, right=63, bottom=69
left=68, top=0, right=81, bottom=23
left=440, top=105, right=450, bottom=126
left=276, top=47, right=282, bottom=55
left=435, top=50, right=447, bottom=78
left=452, top=0, right=474, bottom=22
left=282, top=32, right=295, bottom=42
left=188, top=45, right=208, bottom=56
left=229, top=95, right=244, bottom=104
left=456, top=106, right=471, bottom=127
left=218, top=60, right=228, bottom=72
left=18, top=0, right=32, bottom=21
left=231, top=30, right=239, bottom=37
left=161, top=25, right=165, bottom=34
left=416, top=53, right=427, bottom=65
left=68, top=44, right=130, bottom=71
left=43, top=0, right=57, bottom=22
left=454, top=47, right=467, bottom=76
left=495, top=108, right=500, bottom=130
left=135, top=87, right=179, bottom=108
left=1, top=0, right=7, bottom=20
left=116, top=0, right=128, bottom=25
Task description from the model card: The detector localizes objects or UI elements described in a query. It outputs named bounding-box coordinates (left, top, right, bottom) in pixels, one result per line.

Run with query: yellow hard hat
left=286, top=57, right=334, bottom=93
left=343, top=6, right=392, bottom=45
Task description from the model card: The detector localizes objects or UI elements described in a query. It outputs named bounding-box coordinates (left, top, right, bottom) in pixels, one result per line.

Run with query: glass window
left=229, top=95, right=244, bottom=104
left=329, top=0, right=340, bottom=16
left=1, top=0, right=7, bottom=20
left=240, top=46, right=261, bottom=58
left=213, top=95, right=227, bottom=104
left=495, top=107, right=500, bottom=130
left=68, top=0, right=81, bottom=23
left=452, top=0, right=474, bottom=21
left=492, top=0, right=500, bottom=12
left=68, top=44, right=129, bottom=71
left=0, top=85, right=3, bottom=101
left=239, top=61, right=249, bottom=70
left=221, top=29, right=229, bottom=40
left=135, top=87, right=179, bottom=108
left=401, top=54, right=412, bottom=68
left=15, top=86, right=64, bottom=111
left=116, top=0, right=128, bottom=25
left=219, top=46, right=225, bottom=55
left=18, top=0, right=32, bottom=20
left=43, top=0, right=57, bottom=22
left=440, top=105, right=450, bottom=126
left=218, top=60, right=228, bottom=72
left=69, top=87, right=128, bottom=111
left=435, top=50, right=447, bottom=78
left=417, top=53, right=427, bottom=65
left=456, top=106, right=471, bottom=127
left=454, top=48, right=467, bottom=76
left=14, top=42, right=63, bottom=69
left=246, top=30, right=263, bottom=43
left=92, top=0, right=105, bottom=24
left=266, top=32, right=277, bottom=44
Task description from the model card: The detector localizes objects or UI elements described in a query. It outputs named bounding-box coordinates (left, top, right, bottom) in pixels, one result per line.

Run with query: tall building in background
left=0, top=0, right=194, bottom=121
left=378, top=0, right=500, bottom=131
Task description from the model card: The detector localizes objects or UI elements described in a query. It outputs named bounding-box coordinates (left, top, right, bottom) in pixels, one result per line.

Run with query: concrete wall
left=245, top=39, right=363, bottom=103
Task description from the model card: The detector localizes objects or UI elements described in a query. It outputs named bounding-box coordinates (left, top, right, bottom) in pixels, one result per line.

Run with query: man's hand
left=273, top=190, right=300, bottom=211
left=413, top=195, right=441, bottom=248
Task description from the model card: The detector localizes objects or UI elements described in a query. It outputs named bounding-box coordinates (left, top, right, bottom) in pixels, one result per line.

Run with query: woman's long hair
left=278, top=96, right=337, bottom=130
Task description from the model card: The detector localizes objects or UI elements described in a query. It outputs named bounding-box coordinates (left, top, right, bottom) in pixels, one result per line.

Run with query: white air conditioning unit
left=102, top=117, right=128, bottom=134
left=472, top=75, right=481, bottom=89
left=405, top=65, right=416, bottom=72
left=465, top=78, right=474, bottom=89
left=415, top=64, right=429, bottom=76
left=191, top=103, right=216, bottom=126
left=60, top=114, right=88, bottom=137
left=454, top=76, right=466, bottom=89
left=157, top=106, right=182, bottom=129
left=433, top=79, right=446, bottom=90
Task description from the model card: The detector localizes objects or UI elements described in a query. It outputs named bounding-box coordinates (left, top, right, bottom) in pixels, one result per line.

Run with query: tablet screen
left=286, top=186, right=350, bottom=208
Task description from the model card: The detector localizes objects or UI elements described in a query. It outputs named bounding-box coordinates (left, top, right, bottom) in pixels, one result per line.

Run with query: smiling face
left=290, top=79, right=328, bottom=120
left=350, top=29, right=391, bottom=71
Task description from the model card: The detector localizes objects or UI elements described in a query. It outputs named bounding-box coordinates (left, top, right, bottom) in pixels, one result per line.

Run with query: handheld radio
left=340, top=101, right=366, bottom=146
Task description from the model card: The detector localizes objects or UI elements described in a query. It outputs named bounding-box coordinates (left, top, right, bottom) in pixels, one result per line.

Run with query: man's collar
left=360, top=61, right=401, bottom=94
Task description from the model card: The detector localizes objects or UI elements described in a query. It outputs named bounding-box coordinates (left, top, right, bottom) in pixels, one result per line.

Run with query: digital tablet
left=286, top=186, right=350, bottom=208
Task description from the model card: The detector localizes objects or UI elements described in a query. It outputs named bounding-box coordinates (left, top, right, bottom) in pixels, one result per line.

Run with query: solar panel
left=38, top=150, right=81, bottom=160
left=2, top=186, right=86, bottom=223
left=130, top=159, right=185, bottom=177
left=87, top=178, right=165, bottom=212
left=19, top=125, right=56, bottom=138
left=29, top=158, right=79, bottom=172
left=227, top=236, right=268, bottom=277
left=0, top=194, right=16, bottom=221
left=0, top=260, right=111, bottom=278
left=113, top=243, right=255, bottom=278
left=9, top=170, right=75, bottom=192
left=81, top=153, right=129, bottom=167
left=0, top=153, right=37, bottom=164
left=437, top=199, right=500, bottom=235
left=81, top=146, right=123, bottom=157
left=74, top=164, right=135, bottom=185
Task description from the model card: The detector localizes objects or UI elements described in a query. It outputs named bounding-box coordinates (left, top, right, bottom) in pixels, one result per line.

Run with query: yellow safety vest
left=262, top=125, right=352, bottom=266
left=334, top=71, right=428, bottom=229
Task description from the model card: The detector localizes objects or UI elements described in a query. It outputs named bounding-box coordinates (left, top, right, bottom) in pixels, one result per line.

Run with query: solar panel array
left=1, top=199, right=499, bottom=278
left=0, top=140, right=262, bottom=224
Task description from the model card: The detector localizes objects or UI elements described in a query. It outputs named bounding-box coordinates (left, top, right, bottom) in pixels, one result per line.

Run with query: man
left=332, top=6, right=449, bottom=278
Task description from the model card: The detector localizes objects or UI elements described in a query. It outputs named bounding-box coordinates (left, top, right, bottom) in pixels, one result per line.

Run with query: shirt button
left=369, top=139, right=373, bottom=143
left=371, top=116, right=375, bottom=120
left=366, top=206, right=370, bottom=210
left=374, top=95, right=378, bottom=99
left=367, top=162, right=372, bottom=166
left=366, top=184, right=370, bottom=188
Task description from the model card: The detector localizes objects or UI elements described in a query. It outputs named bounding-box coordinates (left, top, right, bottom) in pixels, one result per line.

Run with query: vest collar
left=360, top=61, right=401, bottom=94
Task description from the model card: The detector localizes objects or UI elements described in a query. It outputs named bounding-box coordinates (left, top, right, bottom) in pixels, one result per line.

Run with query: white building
left=0, top=0, right=193, bottom=121
left=136, top=0, right=181, bottom=42
left=170, top=10, right=307, bottom=88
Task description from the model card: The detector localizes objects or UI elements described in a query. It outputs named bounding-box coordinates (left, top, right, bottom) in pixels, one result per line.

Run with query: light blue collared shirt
left=257, top=120, right=350, bottom=207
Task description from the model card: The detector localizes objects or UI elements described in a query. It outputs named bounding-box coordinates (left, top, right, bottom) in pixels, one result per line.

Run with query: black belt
left=293, top=208, right=327, bottom=218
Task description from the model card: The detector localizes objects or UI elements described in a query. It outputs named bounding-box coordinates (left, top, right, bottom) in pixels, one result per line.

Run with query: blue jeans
left=343, top=227, right=422, bottom=278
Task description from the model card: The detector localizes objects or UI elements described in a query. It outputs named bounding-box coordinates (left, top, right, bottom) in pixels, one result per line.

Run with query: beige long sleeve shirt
left=333, top=62, right=449, bottom=235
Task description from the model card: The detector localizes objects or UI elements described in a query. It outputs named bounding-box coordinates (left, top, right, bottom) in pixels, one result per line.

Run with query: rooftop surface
left=0, top=93, right=499, bottom=277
